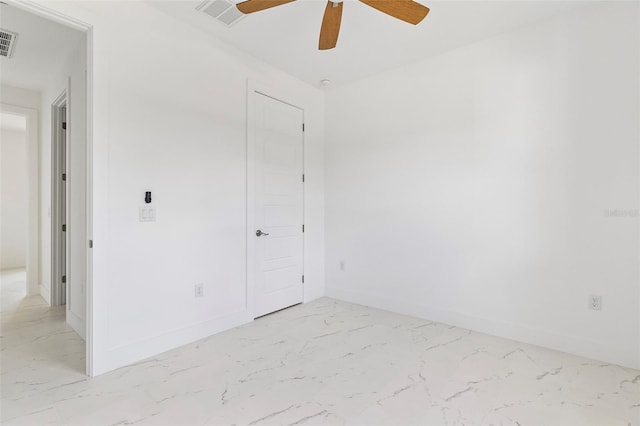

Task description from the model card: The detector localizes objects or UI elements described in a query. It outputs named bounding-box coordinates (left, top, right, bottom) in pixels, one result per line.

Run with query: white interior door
left=251, top=92, right=304, bottom=318
left=60, top=105, right=67, bottom=305
left=52, top=94, right=68, bottom=308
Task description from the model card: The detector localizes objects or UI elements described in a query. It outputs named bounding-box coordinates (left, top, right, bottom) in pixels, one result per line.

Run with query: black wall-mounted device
left=145, top=191, right=152, bottom=204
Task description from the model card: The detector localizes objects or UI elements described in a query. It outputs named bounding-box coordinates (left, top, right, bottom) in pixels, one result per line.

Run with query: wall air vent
left=197, top=0, right=245, bottom=27
left=0, top=29, right=18, bottom=58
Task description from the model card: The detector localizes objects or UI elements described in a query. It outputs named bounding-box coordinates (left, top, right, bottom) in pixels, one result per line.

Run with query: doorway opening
left=0, top=104, right=39, bottom=294
left=0, top=1, right=92, bottom=375
left=0, top=110, right=29, bottom=304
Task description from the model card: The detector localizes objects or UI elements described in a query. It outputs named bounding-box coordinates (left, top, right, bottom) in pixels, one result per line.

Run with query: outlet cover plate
left=588, top=295, right=602, bottom=311
left=195, top=283, right=204, bottom=298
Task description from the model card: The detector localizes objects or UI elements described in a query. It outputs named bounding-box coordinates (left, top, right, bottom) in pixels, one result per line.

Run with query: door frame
left=246, top=79, right=306, bottom=319
left=0, top=103, right=39, bottom=296
left=9, top=0, right=94, bottom=376
left=51, top=90, right=68, bottom=307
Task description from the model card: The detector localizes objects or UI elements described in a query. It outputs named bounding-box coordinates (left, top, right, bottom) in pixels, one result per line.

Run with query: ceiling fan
left=234, top=0, right=430, bottom=50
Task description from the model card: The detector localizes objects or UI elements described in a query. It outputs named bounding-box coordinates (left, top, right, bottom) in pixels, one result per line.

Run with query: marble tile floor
left=1, top=269, right=87, bottom=421
left=1, top=270, right=639, bottom=425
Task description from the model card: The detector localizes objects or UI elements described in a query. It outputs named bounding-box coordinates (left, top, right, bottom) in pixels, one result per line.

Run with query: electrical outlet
left=195, top=283, right=204, bottom=298
left=588, top=295, right=602, bottom=311
left=339, top=260, right=345, bottom=271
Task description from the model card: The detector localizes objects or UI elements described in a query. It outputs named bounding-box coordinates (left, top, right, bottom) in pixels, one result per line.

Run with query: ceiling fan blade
left=319, top=1, right=343, bottom=50
left=236, top=0, right=296, bottom=14
left=359, top=0, right=429, bottom=25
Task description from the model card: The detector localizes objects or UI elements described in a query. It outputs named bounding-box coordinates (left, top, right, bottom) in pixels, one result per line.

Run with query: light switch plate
left=139, top=206, right=156, bottom=222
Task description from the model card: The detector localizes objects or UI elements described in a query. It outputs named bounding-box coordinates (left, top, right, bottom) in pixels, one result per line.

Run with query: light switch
left=139, top=206, right=156, bottom=222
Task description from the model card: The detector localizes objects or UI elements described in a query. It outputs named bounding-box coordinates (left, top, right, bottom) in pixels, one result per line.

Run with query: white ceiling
left=0, top=3, right=84, bottom=91
left=0, top=111, right=27, bottom=132
left=148, top=0, right=586, bottom=88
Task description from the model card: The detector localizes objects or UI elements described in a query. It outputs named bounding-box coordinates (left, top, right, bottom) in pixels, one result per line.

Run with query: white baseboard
left=27, top=283, right=40, bottom=296
left=327, top=286, right=639, bottom=370
left=92, top=310, right=253, bottom=376
left=66, top=308, right=85, bottom=340
left=39, top=284, right=51, bottom=306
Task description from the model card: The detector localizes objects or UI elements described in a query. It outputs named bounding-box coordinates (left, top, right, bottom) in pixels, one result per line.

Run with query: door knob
left=256, top=230, right=269, bottom=237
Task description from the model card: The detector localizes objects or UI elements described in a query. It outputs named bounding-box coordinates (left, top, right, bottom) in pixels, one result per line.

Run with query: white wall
left=1, top=86, right=41, bottom=110
left=0, top=128, right=28, bottom=270
left=325, top=2, right=639, bottom=369
left=66, top=41, right=87, bottom=337
left=30, top=0, right=325, bottom=376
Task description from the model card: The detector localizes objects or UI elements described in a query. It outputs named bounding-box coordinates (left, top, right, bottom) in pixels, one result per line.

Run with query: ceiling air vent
left=197, top=0, right=245, bottom=27
left=0, top=29, right=18, bottom=58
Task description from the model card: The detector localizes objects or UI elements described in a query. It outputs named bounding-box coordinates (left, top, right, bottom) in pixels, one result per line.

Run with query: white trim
left=327, top=286, right=640, bottom=370
left=246, top=79, right=307, bottom=319
left=84, top=27, right=94, bottom=378
left=39, top=283, right=51, bottom=305
left=98, top=311, right=252, bottom=376
left=246, top=82, right=257, bottom=318
left=64, top=77, right=71, bottom=314
left=7, top=0, right=92, bottom=31
left=637, top=0, right=640, bottom=375
left=0, top=104, right=39, bottom=296
left=67, top=309, right=85, bottom=340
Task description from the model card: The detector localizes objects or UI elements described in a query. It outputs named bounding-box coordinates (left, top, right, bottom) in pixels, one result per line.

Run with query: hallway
left=1, top=269, right=85, bottom=421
